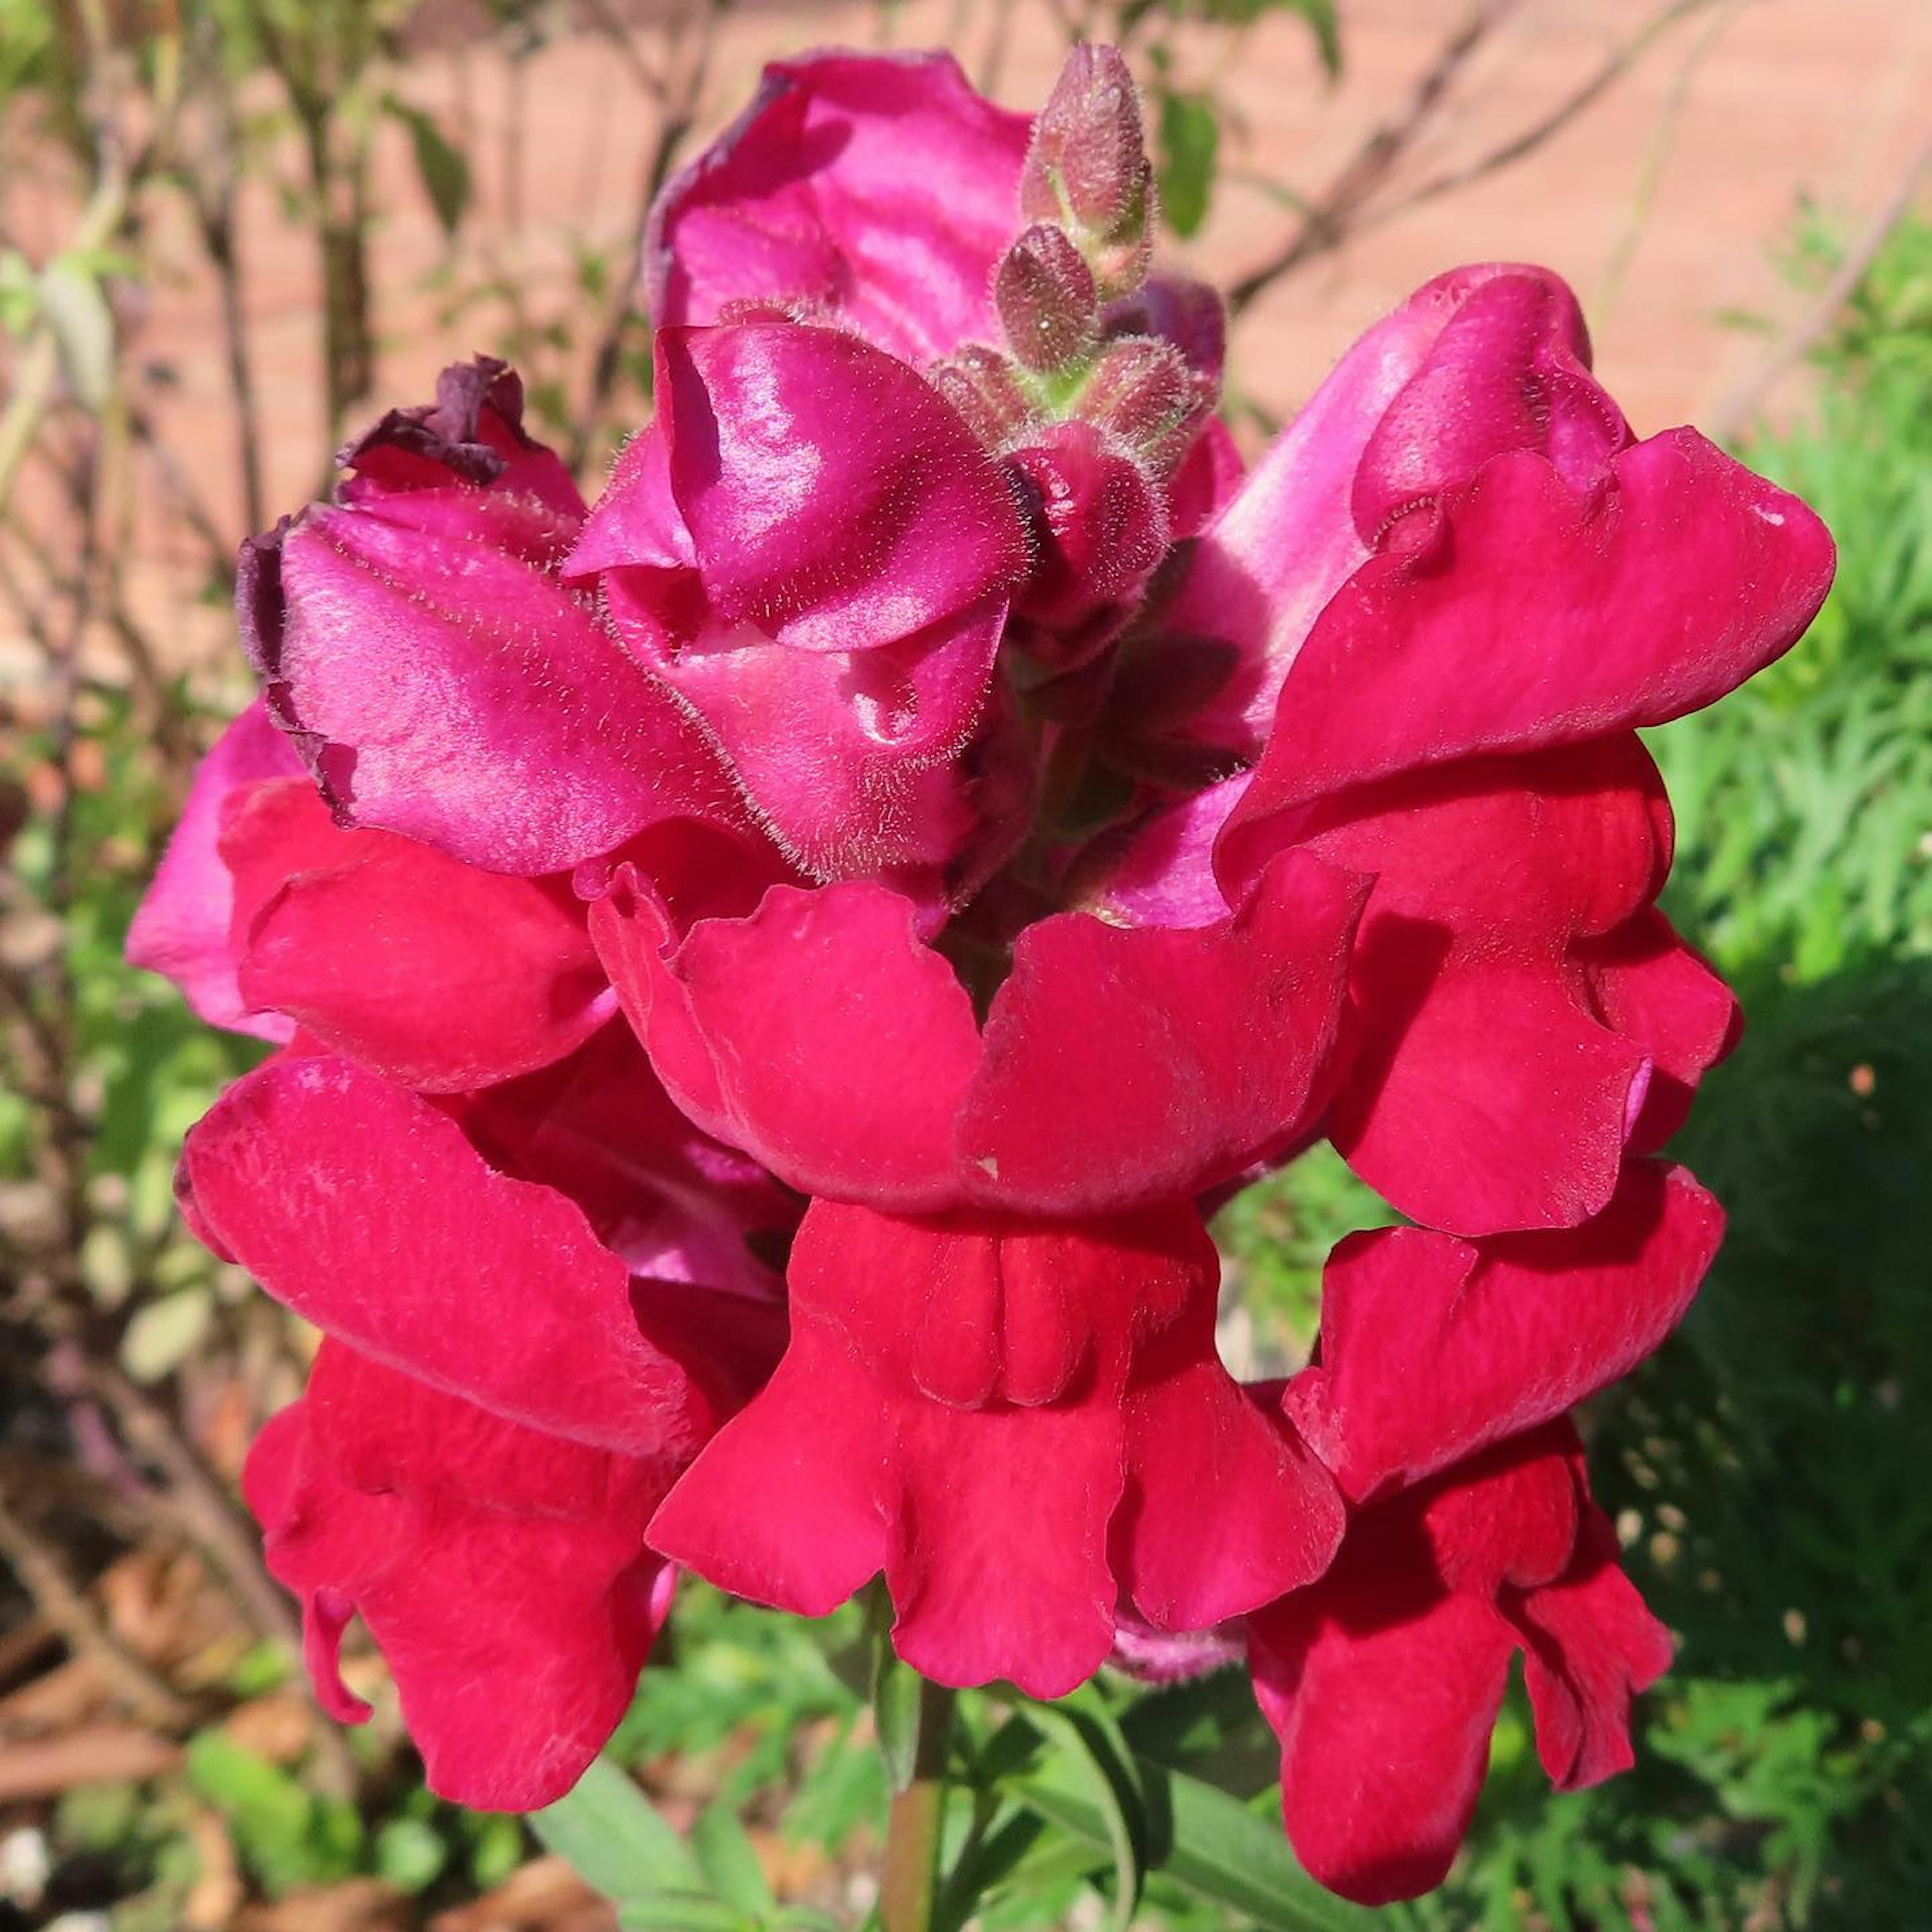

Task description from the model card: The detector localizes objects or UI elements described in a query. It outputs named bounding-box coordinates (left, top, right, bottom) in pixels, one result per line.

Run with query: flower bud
left=1006, top=420, right=1169, bottom=637
left=928, top=343, right=1040, bottom=449
left=995, top=223, right=1100, bottom=374
left=1102, top=274, right=1227, bottom=386
left=1079, top=336, right=1211, bottom=474
left=1019, top=45, right=1154, bottom=300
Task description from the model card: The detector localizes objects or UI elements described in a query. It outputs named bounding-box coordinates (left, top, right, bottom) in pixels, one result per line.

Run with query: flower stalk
left=880, top=1675, right=957, bottom=1932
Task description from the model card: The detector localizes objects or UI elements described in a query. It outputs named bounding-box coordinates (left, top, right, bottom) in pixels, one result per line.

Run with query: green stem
left=880, top=1676, right=956, bottom=1932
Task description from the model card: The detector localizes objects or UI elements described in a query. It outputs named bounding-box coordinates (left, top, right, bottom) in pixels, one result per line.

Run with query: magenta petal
left=237, top=812, right=612, bottom=1092
left=1286, top=1162, right=1723, bottom=1501
left=1333, top=940, right=1649, bottom=1237
left=247, top=1342, right=671, bottom=1809
left=1252, top=1580, right=1516, bottom=1907
left=334, top=354, right=586, bottom=559
left=1509, top=1505, right=1675, bottom=1790
left=1118, top=1326, right=1343, bottom=1631
left=181, top=1055, right=715, bottom=1457
left=248, top=503, right=735, bottom=877
left=647, top=1316, right=890, bottom=1620
left=592, top=875, right=979, bottom=1210
left=125, top=703, right=303, bottom=1040
left=1351, top=266, right=1627, bottom=537
left=889, top=1392, right=1124, bottom=1698
left=1247, top=432, right=1834, bottom=818
left=647, top=50, right=1030, bottom=365
left=658, top=323, right=1027, bottom=652
left=961, top=849, right=1369, bottom=1213
left=1577, top=908, right=1740, bottom=1152
left=1173, top=263, right=1617, bottom=753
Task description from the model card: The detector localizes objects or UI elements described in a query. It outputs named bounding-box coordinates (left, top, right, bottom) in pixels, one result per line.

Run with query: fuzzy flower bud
left=928, top=343, right=1041, bottom=448
left=996, top=223, right=1101, bottom=373
left=1020, top=46, right=1154, bottom=299
left=1080, top=336, right=1211, bottom=474
left=1007, top=419, right=1170, bottom=636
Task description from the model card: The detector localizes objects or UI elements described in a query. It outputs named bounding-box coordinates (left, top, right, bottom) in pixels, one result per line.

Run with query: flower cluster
left=130, top=46, right=1832, bottom=1904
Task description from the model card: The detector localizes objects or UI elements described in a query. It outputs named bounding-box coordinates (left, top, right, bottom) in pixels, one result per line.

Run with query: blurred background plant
left=2, top=2, right=1929, bottom=1927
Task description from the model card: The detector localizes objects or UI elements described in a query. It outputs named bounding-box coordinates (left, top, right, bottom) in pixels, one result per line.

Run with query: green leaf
left=691, top=1803, right=774, bottom=1916
left=184, top=1731, right=364, bottom=1897
left=1156, top=90, right=1220, bottom=240
left=531, top=1756, right=704, bottom=1903
left=374, top=1815, right=448, bottom=1893
left=39, top=254, right=116, bottom=409
left=1016, top=1744, right=1381, bottom=1932
left=869, top=1591, right=925, bottom=1795
left=617, top=1893, right=752, bottom=1931
left=385, top=97, right=472, bottom=235
left=1018, top=1700, right=1146, bottom=1932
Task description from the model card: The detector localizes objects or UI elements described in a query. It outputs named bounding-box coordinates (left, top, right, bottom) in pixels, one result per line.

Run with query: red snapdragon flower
left=128, top=39, right=1834, bottom=1903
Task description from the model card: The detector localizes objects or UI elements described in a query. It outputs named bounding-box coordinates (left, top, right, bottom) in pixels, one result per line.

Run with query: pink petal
left=333, top=354, right=586, bottom=559
left=245, top=422, right=736, bottom=875
left=1286, top=1162, right=1723, bottom=1501
left=180, top=1055, right=716, bottom=1458
left=1509, top=1503, right=1675, bottom=1790
left=464, top=1022, right=796, bottom=1307
left=246, top=1341, right=671, bottom=1810
left=234, top=792, right=612, bottom=1092
left=647, top=51, right=1030, bottom=365
left=1252, top=1574, right=1516, bottom=1906
left=1331, top=938, right=1648, bottom=1236
left=1270, top=744, right=1673, bottom=1237
left=125, top=702, right=303, bottom=1040
left=647, top=1311, right=890, bottom=1620
left=591, top=873, right=980, bottom=1210
left=1117, top=1321, right=1344, bottom=1630
left=1243, top=432, right=1834, bottom=823
left=1576, top=907, right=1739, bottom=1152
left=658, top=323, right=1027, bottom=652
left=960, top=848, right=1368, bottom=1213
left=1174, top=263, right=1623, bottom=754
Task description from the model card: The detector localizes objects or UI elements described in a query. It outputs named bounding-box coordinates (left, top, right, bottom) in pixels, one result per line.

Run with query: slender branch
left=880, top=1677, right=957, bottom=1932
left=0, top=1493, right=195, bottom=1731
left=568, top=0, right=726, bottom=472
left=1353, top=0, right=1728, bottom=240
left=1708, top=132, right=1932, bottom=444
left=1227, top=0, right=1721, bottom=318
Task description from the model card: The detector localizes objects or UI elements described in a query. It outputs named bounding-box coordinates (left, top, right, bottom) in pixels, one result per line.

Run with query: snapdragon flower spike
left=243, top=356, right=742, bottom=878
left=182, top=1050, right=791, bottom=1807
left=647, top=50, right=1030, bottom=364
left=568, top=319, right=1031, bottom=893
left=649, top=1199, right=1343, bottom=1693
left=1248, top=1422, right=1671, bottom=1906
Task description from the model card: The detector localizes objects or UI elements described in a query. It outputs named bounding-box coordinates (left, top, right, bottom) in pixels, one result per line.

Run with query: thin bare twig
left=1355, top=0, right=1728, bottom=238
left=0, top=1493, right=195, bottom=1731
left=1226, top=0, right=1520, bottom=315
left=568, top=0, right=727, bottom=473
left=1227, top=0, right=1724, bottom=318
left=1708, top=132, right=1932, bottom=443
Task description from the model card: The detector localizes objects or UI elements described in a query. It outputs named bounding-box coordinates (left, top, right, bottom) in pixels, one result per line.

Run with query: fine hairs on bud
left=1019, top=46, right=1155, bottom=299
left=995, top=224, right=1100, bottom=373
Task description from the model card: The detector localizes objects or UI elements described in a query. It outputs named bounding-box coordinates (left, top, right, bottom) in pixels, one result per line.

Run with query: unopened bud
left=928, top=344, right=1040, bottom=448
left=1102, top=274, right=1227, bottom=385
left=1020, top=45, right=1154, bottom=300
left=995, top=224, right=1099, bottom=373
left=1006, top=420, right=1169, bottom=637
left=1079, top=337, right=1210, bottom=473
